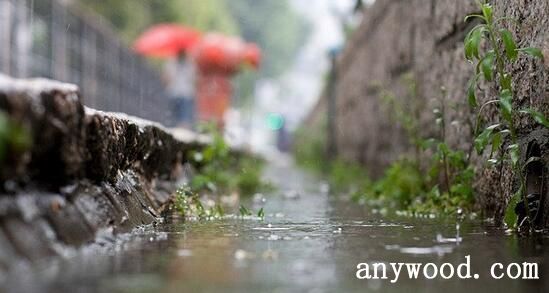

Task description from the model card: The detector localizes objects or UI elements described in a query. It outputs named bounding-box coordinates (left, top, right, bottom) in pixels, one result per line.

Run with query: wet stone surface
left=3, top=158, right=549, bottom=292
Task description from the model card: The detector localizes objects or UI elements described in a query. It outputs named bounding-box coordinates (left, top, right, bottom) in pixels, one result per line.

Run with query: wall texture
left=312, top=0, right=549, bottom=224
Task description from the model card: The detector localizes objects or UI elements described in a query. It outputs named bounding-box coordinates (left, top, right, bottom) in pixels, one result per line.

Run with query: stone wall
left=314, top=0, right=549, bottom=223
left=0, top=75, right=207, bottom=270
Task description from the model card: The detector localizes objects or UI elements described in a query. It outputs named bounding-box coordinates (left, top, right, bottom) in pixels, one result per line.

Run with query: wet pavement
left=4, top=156, right=549, bottom=292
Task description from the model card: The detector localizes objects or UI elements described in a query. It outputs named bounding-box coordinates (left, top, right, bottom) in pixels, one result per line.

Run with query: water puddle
left=2, top=162, right=549, bottom=292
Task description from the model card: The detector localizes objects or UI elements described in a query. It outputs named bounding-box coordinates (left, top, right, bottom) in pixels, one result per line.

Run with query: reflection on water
left=3, top=160, right=549, bottom=292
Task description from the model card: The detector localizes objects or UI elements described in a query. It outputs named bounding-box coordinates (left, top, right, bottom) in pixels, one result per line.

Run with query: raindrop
left=262, top=249, right=279, bottom=260
left=267, top=234, right=280, bottom=241
left=234, top=249, right=254, bottom=260
left=234, top=249, right=247, bottom=260
left=284, top=190, right=300, bottom=199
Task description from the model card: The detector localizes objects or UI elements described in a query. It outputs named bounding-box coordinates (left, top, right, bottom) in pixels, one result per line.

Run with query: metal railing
left=0, top=0, right=173, bottom=125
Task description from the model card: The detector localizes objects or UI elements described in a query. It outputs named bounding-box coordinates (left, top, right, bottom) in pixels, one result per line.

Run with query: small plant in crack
left=190, top=122, right=273, bottom=197
left=464, top=1, right=545, bottom=231
left=238, top=205, right=265, bottom=219
left=175, top=186, right=224, bottom=220
left=174, top=186, right=265, bottom=220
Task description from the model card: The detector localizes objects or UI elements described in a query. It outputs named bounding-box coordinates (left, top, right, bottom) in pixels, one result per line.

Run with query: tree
left=76, top=0, right=239, bottom=43
left=227, top=0, right=308, bottom=78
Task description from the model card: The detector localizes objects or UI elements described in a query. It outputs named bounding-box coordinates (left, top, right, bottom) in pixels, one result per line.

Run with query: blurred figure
left=276, top=122, right=291, bottom=153
left=165, top=54, right=196, bottom=128
left=195, top=71, right=232, bottom=129
left=192, top=33, right=261, bottom=130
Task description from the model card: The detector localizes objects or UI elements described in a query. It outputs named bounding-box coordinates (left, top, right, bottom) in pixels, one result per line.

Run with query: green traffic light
left=266, top=113, right=284, bottom=130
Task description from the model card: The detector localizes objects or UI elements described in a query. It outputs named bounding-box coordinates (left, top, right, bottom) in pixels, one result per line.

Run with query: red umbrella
left=133, top=24, right=201, bottom=58
left=242, top=43, right=261, bottom=69
left=191, top=33, right=245, bottom=74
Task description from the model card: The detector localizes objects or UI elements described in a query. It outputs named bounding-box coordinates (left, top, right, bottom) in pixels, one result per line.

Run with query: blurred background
left=0, top=0, right=368, bottom=155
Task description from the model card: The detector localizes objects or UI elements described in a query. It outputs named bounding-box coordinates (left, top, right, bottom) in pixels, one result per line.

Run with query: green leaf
left=257, top=207, right=265, bottom=218
left=239, top=205, right=252, bottom=216
left=465, top=27, right=483, bottom=61
left=522, top=156, right=541, bottom=171
left=474, top=125, right=498, bottom=155
left=437, top=142, right=450, bottom=156
left=504, top=188, right=521, bottom=228
left=481, top=52, right=494, bottom=81
left=491, top=132, right=503, bottom=157
left=500, top=29, right=518, bottom=60
left=9, top=124, right=31, bottom=151
left=501, top=73, right=512, bottom=91
left=500, top=129, right=511, bottom=136
left=216, top=205, right=225, bottom=217
left=519, top=108, right=549, bottom=128
left=467, top=78, right=478, bottom=108
left=499, top=89, right=513, bottom=123
left=508, top=144, right=519, bottom=167
left=464, top=14, right=486, bottom=23
left=517, top=47, right=544, bottom=59
left=481, top=3, right=493, bottom=23
left=419, top=138, right=436, bottom=150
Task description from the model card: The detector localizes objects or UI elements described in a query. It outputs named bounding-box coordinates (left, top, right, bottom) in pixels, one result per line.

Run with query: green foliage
left=369, top=159, right=425, bottom=209
left=464, top=1, right=545, bottom=230
left=191, top=124, right=271, bottom=197
left=293, top=117, right=329, bottom=173
left=227, top=0, right=309, bottom=106
left=227, top=0, right=309, bottom=78
left=295, top=78, right=475, bottom=216
left=352, top=146, right=474, bottom=216
left=0, top=111, right=32, bottom=166
left=174, top=185, right=265, bottom=220
left=77, top=0, right=239, bottom=42
left=329, top=160, right=371, bottom=194
left=520, top=109, right=549, bottom=128
left=500, top=30, right=517, bottom=60
left=517, top=47, right=544, bottom=59
left=257, top=207, right=265, bottom=219
left=380, top=74, right=421, bottom=149
left=174, top=186, right=226, bottom=219
left=239, top=205, right=253, bottom=217
left=236, top=158, right=269, bottom=197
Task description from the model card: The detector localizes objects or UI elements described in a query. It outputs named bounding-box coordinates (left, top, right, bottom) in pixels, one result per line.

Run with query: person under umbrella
left=133, top=24, right=201, bottom=128
left=164, top=54, right=196, bottom=128
left=191, top=33, right=261, bottom=129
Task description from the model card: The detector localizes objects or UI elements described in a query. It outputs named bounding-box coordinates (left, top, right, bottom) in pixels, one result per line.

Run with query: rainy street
left=3, top=156, right=548, bottom=292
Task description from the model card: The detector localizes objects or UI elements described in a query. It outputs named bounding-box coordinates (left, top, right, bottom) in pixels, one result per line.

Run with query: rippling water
left=5, top=158, right=549, bottom=292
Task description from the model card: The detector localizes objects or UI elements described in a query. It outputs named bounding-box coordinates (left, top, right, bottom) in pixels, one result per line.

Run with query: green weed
left=174, top=186, right=225, bottom=219
left=190, top=123, right=272, bottom=197
left=464, top=1, right=545, bottom=230
left=295, top=76, right=475, bottom=216
left=293, top=117, right=329, bottom=172
left=0, top=111, right=32, bottom=167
